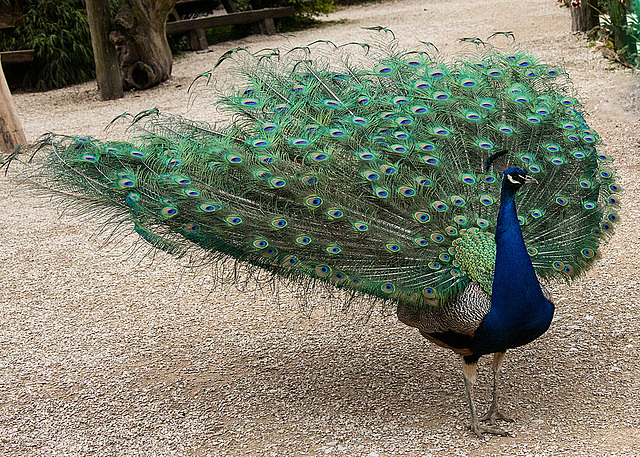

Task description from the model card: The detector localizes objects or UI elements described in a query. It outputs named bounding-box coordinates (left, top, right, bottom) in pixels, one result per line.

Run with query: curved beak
left=525, top=175, right=538, bottom=184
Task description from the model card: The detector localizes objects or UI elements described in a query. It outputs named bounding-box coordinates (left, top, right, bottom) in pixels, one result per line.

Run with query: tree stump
left=109, top=0, right=177, bottom=90
left=0, top=59, right=26, bottom=152
left=571, top=0, right=599, bottom=33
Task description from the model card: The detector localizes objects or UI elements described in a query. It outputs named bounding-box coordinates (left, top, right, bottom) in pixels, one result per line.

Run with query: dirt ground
left=1, top=0, right=639, bottom=455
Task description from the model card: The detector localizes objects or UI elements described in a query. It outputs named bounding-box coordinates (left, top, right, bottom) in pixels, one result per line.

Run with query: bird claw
left=479, top=406, right=514, bottom=425
left=470, top=421, right=511, bottom=437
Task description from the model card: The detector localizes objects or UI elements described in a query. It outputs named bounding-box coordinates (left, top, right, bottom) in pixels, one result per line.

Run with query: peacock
left=17, top=30, right=619, bottom=436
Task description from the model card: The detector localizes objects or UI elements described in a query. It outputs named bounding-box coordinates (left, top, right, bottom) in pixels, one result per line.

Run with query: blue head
left=501, top=167, right=538, bottom=197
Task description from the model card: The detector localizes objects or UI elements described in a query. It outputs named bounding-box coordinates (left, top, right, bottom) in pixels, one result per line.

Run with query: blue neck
left=477, top=185, right=553, bottom=351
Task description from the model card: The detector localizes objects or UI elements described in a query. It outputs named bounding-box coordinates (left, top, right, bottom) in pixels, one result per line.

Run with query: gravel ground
left=2, top=0, right=640, bottom=455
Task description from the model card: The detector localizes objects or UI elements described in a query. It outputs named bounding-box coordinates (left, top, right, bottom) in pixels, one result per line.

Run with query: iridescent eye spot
left=547, top=145, right=560, bottom=152
left=393, top=97, right=409, bottom=105
left=105, top=147, right=119, bottom=154
left=608, top=213, right=618, bottom=222
left=480, top=195, right=494, bottom=205
left=517, top=59, right=531, bottom=67
left=609, top=183, right=619, bottom=192
left=602, top=223, right=612, bottom=231
left=253, top=240, right=268, bottom=249
left=227, top=155, right=243, bottom=163
left=428, top=261, right=441, bottom=270
left=561, top=98, right=573, bottom=105
left=478, top=141, right=493, bottom=149
left=431, top=233, right=444, bottom=243
left=581, top=249, right=595, bottom=259
left=241, top=88, right=254, bottom=96
left=185, top=223, right=199, bottom=232
left=500, top=126, right=513, bottom=134
left=477, top=219, right=489, bottom=227
left=305, top=124, right=319, bottom=132
left=414, top=81, right=430, bottom=89
left=526, top=70, right=538, bottom=78
left=518, top=216, right=526, bottom=225
left=609, top=196, right=618, bottom=205
left=405, top=59, right=422, bottom=66
left=433, top=92, right=449, bottom=100
left=434, top=128, right=449, bottom=136
left=396, top=117, right=412, bottom=125
left=573, top=151, right=585, bottom=159
left=527, top=116, right=541, bottom=124
left=531, top=210, right=544, bottom=218
left=461, top=78, right=477, bottom=87
left=528, top=247, right=538, bottom=256
left=316, top=265, right=331, bottom=277
left=414, top=238, right=428, bottom=246
left=200, top=203, right=219, bottom=212
left=600, top=169, right=612, bottom=178
left=445, top=226, right=457, bottom=236
left=296, top=236, right=311, bottom=245
left=420, top=143, right=435, bottom=151
left=515, top=96, right=529, bottom=103
left=416, top=177, right=431, bottom=186
left=484, top=175, right=496, bottom=183
left=472, top=62, right=485, bottom=69
left=327, top=245, right=341, bottom=254
left=328, top=209, right=343, bottom=219
left=311, top=153, right=328, bottom=161
left=556, top=197, right=568, bottom=206
left=521, top=155, right=532, bottom=163
left=302, top=175, right=317, bottom=185
left=252, top=139, right=269, bottom=147
left=439, top=253, right=451, bottom=262
left=375, top=65, right=393, bottom=74
left=306, top=196, right=323, bottom=207
left=466, top=112, right=481, bottom=120
left=399, top=187, right=415, bottom=196
left=583, top=202, right=596, bottom=210
left=350, top=277, right=362, bottom=285
left=412, top=105, right=428, bottom=114
left=359, top=151, right=375, bottom=160
left=167, top=159, right=181, bottom=166
left=241, top=98, right=259, bottom=107
left=375, top=188, right=389, bottom=198
left=553, top=261, right=564, bottom=271
left=480, top=101, right=495, bottom=109
left=352, top=116, right=367, bottom=125
left=429, top=70, right=444, bottom=78
left=126, top=192, right=139, bottom=201
left=488, top=69, right=502, bottom=77
left=536, top=108, right=549, bottom=115
left=547, top=68, right=559, bottom=77
left=291, top=85, right=305, bottom=93
left=324, top=100, right=340, bottom=108
left=563, top=265, right=574, bottom=276
left=364, top=171, right=379, bottom=180
left=119, top=178, right=135, bottom=187
left=209, top=162, right=223, bottom=170
left=529, top=165, right=541, bottom=173
left=83, top=155, right=97, bottom=162
left=332, top=73, right=348, bottom=79
left=283, top=256, right=298, bottom=267
left=454, top=215, right=467, bottom=225
left=580, top=180, right=591, bottom=188
left=162, top=207, right=177, bottom=217
left=381, top=165, right=396, bottom=175
left=462, top=175, right=475, bottom=184
left=386, top=243, right=400, bottom=253
left=568, top=135, right=579, bottom=142
left=274, top=104, right=290, bottom=112
left=355, top=222, right=368, bottom=231
left=433, top=201, right=447, bottom=212
left=184, top=189, right=200, bottom=197
left=381, top=283, right=396, bottom=293
left=226, top=216, right=242, bottom=225
left=414, top=212, right=430, bottom=223
left=598, top=153, right=611, bottom=160
left=330, top=129, right=345, bottom=137
left=130, top=150, right=145, bottom=158
left=394, top=131, right=409, bottom=139
left=293, top=139, right=309, bottom=146
left=262, top=123, right=277, bottom=132
left=270, top=178, right=286, bottom=188
left=357, top=96, right=370, bottom=106
left=175, top=177, right=191, bottom=184
left=271, top=218, right=287, bottom=228
left=451, top=196, right=465, bottom=206
left=391, top=145, right=407, bottom=153
left=584, top=135, right=596, bottom=143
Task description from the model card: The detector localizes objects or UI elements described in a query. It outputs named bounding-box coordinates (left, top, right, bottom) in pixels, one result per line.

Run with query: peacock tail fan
left=29, top=32, right=619, bottom=311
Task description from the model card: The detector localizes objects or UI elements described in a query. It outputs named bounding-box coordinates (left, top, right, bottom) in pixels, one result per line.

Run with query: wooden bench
left=167, top=0, right=295, bottom=50
left=0, top=4, right=35, bottom=88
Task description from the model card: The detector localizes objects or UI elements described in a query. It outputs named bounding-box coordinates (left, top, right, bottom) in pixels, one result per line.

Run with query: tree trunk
left=0, top=60, right=27, bottom=152
left=571, top=0, right=599, bottom=32
left=109, top=0, right=177, bottom=91
left=607, top=0, right=636, bottom=58
left=85, top=0, right=124, bottom=100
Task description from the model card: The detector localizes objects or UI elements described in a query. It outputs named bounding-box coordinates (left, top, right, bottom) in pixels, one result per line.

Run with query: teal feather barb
left=30, top=33, right=619, bottom=310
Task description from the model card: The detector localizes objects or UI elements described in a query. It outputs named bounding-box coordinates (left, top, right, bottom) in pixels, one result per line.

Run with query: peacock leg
left=462, top=356, right=510, bottom=437
left=479, top=351, right=514, bottom=425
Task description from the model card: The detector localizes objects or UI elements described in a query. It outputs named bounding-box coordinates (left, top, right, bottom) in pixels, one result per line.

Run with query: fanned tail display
left=30, top=32, right=619, bottom=310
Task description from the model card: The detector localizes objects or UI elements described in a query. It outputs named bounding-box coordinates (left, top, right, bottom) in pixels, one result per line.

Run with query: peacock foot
left=470, top=421, right=511, bottom=437
left=479, top=405, right=514, bottom=426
